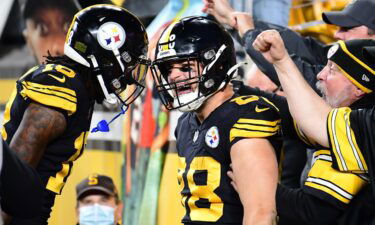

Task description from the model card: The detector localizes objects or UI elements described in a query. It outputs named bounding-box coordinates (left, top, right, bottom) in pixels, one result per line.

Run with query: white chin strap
left=89, top=56, right=118, bottom=104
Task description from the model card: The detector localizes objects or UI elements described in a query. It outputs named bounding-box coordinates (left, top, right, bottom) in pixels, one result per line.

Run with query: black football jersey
left=1, top=64, right=94, bottom=203
left=327, top=107, right=371, bottom=173
left=303, top=149, right=368, bottom=209
left=175, top=95, right=282, bottom=224
left=288, top=107, right=368, bottom=209
left=327, top=107, right=375, bottom=195
left=325, top=107, right=375, bottom=224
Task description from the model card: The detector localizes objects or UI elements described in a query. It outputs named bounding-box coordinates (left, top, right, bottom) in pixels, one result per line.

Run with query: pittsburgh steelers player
left=2, top=5, right=149, bottom=224
left=151, top=16, right=282, bottom=225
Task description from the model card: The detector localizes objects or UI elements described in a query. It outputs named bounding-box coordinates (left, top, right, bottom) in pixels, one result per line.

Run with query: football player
left=151, top=16, right=282, bottom=225
left=1, top=5, right=149, bottom=225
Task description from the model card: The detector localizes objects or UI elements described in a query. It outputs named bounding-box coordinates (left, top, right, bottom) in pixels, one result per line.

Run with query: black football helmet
left=64, top=4, right=150, bottom=107
left=151, top=16, right=240, bottom=112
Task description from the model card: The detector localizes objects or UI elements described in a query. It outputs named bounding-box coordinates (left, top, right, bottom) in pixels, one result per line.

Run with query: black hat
left=322, top=0, right=375, bottom=30
left=327, top=39, right=375, bottom=93
left=363, top=46, right=375, bottom=64
left=76, top=174, right=118, bottom=200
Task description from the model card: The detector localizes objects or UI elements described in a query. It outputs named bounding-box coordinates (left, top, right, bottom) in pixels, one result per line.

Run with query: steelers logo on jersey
left=205, top=126, right=220, bottom=148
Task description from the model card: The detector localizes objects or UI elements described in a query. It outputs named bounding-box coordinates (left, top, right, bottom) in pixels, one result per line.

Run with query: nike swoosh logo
left=48, top=74, right=65, bottom=83
left=255, top=105, right=269, bottom=113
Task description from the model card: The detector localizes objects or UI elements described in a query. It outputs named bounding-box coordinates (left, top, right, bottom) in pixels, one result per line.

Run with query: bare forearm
left=274, top=57, right=331, bottom=147
left=10, top=102, right=66, bottom=167
left=233, top=13, right=254, bottom=38
left=203, top=0, right=254, bottom=37
left=244, top=209, right=277, bottom=225
left=231, top=139, right=278, bottom=225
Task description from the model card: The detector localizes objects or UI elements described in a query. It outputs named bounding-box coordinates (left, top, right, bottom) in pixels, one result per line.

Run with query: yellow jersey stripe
left=338, top=41, right=375, bottom=75
left=20, top=82, right=77, bottom=115
left=328, top=108, right=346, bottom=171
left=307, top=159, right=366, bottom=199
left=305, top=180, right=351, bottom=204
left=233, top=123, right=279, bottom=132
left=22, top=81, right=76, bottom=97
left=336, top=64, right=372, bottom=93
left=1, top=85, right=17, bottom=141
left=68, top=132, right=87, bottom=161
left=230, top=128, right=278, bottom=142
left=21, top=86, right=77, bottom=103
left=312, top=150, right=332, bottom=164
left=313, top=150, right=331, bottom=157
left=46, top=162, right=71, bottom=194
left=328, top=108, right=368, bottom=172
left=237, top=118, right=281, bottom=127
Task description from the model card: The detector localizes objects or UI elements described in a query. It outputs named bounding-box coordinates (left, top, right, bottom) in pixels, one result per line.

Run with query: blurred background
left=0, top=0, right=350, bottom=224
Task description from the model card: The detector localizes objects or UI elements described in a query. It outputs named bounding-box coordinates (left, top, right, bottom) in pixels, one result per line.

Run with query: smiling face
left=167, top=60, right=203, bottom=97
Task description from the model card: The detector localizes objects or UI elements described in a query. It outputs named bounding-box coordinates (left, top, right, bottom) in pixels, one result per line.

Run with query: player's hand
left=253, top=30, right=288, bottom=64
left=202, top=0, right=236, bottom=28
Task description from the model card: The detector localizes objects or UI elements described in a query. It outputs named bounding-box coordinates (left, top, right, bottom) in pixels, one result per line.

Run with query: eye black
left=180, top=67, right=192, bottom=72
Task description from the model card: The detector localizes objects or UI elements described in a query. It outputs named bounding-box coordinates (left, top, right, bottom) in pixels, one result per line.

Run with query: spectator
left=252, top=29, right=375, bottom=224
left=203, top=0, right=375, bottom=90
left=76, top=174, right=123, bottom=225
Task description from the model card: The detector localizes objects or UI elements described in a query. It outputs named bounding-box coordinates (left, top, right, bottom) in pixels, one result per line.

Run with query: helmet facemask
left=152, top=57, right=204, bottom=112
left=152, top=44, right=236, bottom=112
left=90, top=50, right=149, bottom=108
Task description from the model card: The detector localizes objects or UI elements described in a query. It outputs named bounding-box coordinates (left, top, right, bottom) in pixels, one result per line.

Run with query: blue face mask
left=79, top=204, right=115, bottom=225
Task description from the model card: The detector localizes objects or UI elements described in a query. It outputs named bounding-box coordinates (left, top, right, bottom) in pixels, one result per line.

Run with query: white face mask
left=79, top=204, right=115, bottom=225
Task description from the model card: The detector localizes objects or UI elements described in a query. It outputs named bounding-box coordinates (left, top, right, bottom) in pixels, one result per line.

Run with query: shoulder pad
left=18, top=64, right=78, bottom=115
left=229, top=95, right=281, bottom=141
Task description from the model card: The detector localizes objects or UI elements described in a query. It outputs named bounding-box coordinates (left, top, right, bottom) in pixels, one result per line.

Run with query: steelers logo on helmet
left=97, top=22, right=126, bottom=50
